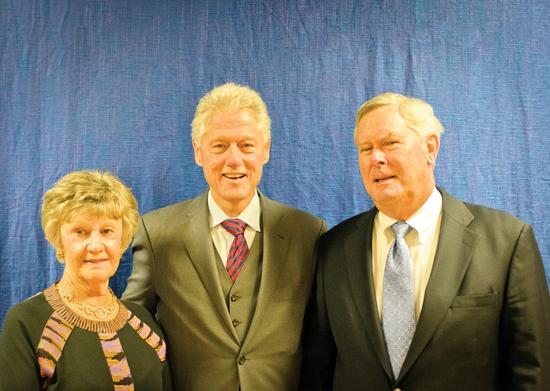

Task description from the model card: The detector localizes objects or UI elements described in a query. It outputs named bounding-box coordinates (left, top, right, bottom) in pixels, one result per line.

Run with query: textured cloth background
left=1, top=0, right=549, bottom=323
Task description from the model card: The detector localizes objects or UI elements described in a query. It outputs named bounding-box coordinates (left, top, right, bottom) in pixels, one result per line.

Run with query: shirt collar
left=208, top=190, right=262, bottom=232
left=377, top=187, right=442, bottom=245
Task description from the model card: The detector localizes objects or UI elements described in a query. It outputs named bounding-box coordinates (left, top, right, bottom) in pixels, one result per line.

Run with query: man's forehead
left=207, top=108, right=256, bottom=124
left=357, top=124, right=410, bottom=141
left=359, top=107, right=413, bottom=134
left=202, top=128, right=262, bottom=141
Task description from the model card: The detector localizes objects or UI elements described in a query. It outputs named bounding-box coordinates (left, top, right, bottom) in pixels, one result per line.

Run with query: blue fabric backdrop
left=1, top=0, right=549, bottom=323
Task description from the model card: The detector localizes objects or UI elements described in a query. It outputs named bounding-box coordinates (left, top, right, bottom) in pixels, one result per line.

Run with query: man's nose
left=226, top=144, right=243, bottom=166
left=370, top=149, right=386, bottom=165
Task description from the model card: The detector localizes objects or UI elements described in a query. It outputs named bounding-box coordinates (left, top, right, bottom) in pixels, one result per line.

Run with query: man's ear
left=263, top=139, right=271, bottom=164
left=193, top=140, right=203, bottom=167
left=426, top=134, right=440, bottom=166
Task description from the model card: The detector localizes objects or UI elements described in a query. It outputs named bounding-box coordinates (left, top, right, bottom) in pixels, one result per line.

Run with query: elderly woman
left=0, top=170, right=171, bottom=390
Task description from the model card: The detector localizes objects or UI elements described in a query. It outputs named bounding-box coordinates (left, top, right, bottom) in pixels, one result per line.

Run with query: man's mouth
left=374, top=176, right=395, bottom=183
left=223, top=173, right=246, bottom=180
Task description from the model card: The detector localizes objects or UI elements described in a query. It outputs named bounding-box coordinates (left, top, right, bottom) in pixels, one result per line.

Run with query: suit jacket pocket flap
left=451, top=293, right=496, bottom=307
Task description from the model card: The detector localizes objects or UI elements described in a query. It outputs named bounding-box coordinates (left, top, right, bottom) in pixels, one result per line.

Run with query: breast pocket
left=450, top=293, right=496, bottom=308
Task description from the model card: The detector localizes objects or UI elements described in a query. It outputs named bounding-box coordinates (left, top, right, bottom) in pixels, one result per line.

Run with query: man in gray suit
left=123, top=83, right=326, bottom=390
left=301, top=93, right=550, bottom=390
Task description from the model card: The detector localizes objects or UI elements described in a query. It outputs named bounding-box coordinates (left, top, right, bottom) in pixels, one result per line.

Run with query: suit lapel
left=242, top=194, right=290, bottom=347
left=180, top=192, right=239, bottom=342
left=345, top=210, right=394, bottom=378
left=398, top=190, right=478, bottom=381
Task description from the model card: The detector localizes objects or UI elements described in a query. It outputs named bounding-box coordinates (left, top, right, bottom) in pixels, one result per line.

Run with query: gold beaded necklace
left=57, top=284, right=117, bottom=320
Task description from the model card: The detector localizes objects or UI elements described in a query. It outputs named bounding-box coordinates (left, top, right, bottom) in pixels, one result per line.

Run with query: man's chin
left=368, top=186, right=401, bottom=201
left=369, top=190, right=405, bottom=209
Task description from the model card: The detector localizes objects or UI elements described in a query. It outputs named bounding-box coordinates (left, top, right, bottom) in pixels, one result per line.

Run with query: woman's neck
left=57, top=277, right=118, bottom=321
left=58, top=277, right=111, bottom=305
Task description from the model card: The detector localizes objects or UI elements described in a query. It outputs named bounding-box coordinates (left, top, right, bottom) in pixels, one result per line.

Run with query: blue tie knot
left=391, top=221, right=411, bottom=239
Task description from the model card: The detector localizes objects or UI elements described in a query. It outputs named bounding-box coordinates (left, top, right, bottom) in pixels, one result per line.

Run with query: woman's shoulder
left=1, top=289, right=53, bottom=346
left=3, top=290, right=51, bottom=325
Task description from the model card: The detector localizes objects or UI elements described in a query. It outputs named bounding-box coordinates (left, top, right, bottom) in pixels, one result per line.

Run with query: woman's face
left=59, top=210, right=123, bottom=287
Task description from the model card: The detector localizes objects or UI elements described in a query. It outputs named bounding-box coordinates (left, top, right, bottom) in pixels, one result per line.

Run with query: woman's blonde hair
left=41, top=170, right=139, bottom=261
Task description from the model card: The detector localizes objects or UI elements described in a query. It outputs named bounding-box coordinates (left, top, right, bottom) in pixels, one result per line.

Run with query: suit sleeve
left=122, top=217, right=158, bottom=315
left=500, top=224, right=550, bottom=389
left=301, top=239, right=336, bottom=391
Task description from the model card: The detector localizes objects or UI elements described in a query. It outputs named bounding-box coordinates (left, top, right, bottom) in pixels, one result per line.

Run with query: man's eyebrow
left=381, top=131, right=398, bottom=138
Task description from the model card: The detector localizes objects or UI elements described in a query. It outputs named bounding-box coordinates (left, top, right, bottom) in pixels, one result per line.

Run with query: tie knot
left=221, top=219, right=247, bottom=236
left=391, top=221, right=411, bottom=239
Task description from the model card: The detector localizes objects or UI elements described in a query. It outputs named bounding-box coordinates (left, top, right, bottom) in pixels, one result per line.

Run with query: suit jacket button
left=238, top=355, right=246, bottom=365
left=232, top=319, right=240, bottom=327
left=230, top=294, right=240, bottom=302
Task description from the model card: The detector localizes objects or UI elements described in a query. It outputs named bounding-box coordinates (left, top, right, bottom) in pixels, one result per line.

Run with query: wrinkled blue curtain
left=1, top=0, right=549, bottom=323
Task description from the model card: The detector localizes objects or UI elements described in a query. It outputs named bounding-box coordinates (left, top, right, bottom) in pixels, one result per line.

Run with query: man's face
left=193, top=109, right=270, bottom=216
left=355, top=105, right=439, bottom=219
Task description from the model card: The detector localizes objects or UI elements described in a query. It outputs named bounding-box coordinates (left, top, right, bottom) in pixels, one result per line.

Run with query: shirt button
left=238, top=355, right=246, bottom=365
left=230, top=294, right=240, bottom=302
left=232, top=319, right=240, bottom=327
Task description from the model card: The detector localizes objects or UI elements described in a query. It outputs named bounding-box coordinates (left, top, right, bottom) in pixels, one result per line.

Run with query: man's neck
left=376, top=186, right=436, bottom=220
left=208, top=190, right=259, bottom=218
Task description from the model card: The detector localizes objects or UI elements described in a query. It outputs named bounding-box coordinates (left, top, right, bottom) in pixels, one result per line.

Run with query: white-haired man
left=124, top=83, right=326, bottom=390
left=301, top=93, right=550, bottom=390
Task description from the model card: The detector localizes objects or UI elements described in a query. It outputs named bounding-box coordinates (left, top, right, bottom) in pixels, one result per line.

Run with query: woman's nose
left=87, top=231, right=104, bottom=252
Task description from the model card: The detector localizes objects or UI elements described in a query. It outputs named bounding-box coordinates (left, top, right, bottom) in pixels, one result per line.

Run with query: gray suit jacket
left=301, top=189, right=550, bottom=390
left=123, top=191, right=326, bottom=391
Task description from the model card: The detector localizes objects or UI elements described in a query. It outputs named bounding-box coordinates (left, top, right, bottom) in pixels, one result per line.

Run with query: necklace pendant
left=57, top=283, right=116, bottom=320
left=83, top=303, right=110, bottom=319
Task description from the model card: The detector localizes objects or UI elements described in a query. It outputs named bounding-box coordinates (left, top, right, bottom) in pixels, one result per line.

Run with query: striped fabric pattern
left=36, top=314, right=75, bottom=388
left=221, top=218, right=250, bottom=282
left=98, top=332, right=134, bottom=391
left=127, top=312, right=166, bottom=362
left=34, top=302, right=166, bottom=390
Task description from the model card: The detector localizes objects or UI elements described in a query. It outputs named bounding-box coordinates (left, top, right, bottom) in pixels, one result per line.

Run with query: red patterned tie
left=221, top=219, right=250, bottom=282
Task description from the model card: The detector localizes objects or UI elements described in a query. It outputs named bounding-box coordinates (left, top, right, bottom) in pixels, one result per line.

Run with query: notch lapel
left=345, top=210, right=394, bottom=379
left=398, top=191, right=478, bottom=381
left=242, top=195, right=290, bottom=347
left=180, top=193, right=240, bottom=342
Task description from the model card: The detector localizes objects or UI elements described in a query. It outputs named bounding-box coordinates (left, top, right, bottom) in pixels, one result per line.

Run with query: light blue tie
left=382, top=221, right=416, bottom=378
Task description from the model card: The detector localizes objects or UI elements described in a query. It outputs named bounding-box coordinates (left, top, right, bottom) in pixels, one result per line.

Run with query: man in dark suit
left=301, top=92, right=550, bottom=390
left=123, top=83, right=326, bottom=390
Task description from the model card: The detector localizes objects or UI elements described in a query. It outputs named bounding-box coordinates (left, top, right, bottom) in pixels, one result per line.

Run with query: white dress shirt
left=208, top=191, right=261, bottom=267
left=372, top=187, right=443, bottom=320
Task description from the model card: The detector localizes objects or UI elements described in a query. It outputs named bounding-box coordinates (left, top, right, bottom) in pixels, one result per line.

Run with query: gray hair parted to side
left=191, top=82, right=271, bottom=145
left=41, top=170, right=139, bottom=261
left=354, top=92, right=444, bottom=143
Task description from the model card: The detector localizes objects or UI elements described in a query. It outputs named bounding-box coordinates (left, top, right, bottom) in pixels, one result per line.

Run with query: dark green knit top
left=0, top=284, right=172, bottom=390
